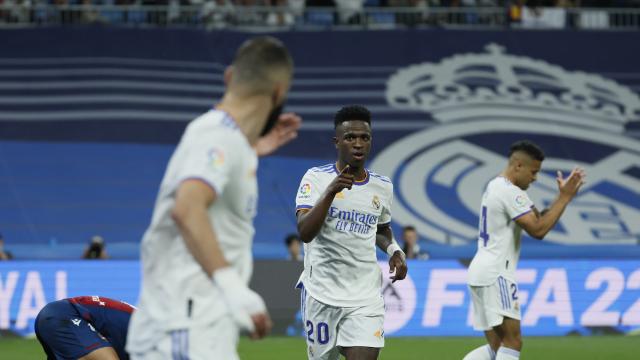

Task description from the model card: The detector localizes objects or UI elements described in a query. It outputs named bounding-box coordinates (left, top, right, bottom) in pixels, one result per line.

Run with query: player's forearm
left=375, top=226, right=394, bottom=252
left=172, top=205, right=229, bottom=276
left=297, top=192, right=335, bottom=243
left=530, top=195, right=571, bottom=239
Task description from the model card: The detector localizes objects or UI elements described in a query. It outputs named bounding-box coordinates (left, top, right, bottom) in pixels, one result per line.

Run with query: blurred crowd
left=0, top=0, right=638, bottom=27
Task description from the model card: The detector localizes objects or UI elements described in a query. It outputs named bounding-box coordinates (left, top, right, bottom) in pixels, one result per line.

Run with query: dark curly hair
left=334, top=105, right=371, bottom=129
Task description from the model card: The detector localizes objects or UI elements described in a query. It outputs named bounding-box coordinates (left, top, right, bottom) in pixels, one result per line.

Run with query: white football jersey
left=467, top=176, right=534, bottom=286
left=295, top=164, right=393, bottom=307
left=127, top=110, right=258, bottom=353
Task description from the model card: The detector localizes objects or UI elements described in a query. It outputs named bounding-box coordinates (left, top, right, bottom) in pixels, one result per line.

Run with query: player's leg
left=340, top=346, right=380, bottom=360
left=484, top=329, right=501, bottom=353
left=303, top=289, right=341, bottom=360
left=335, top=299, right=384, bottom=360
left=78, top=347, right=120, bottom=360
left=493, top=317, right=521, bottom=360
left=463, top=286, right=499, bottom=360
left=492, top=277, right=522, bottom=360
left=35, top=300, right=114, bottom=360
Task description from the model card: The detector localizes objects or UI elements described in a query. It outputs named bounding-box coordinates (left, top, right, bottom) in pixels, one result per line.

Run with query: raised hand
left=254, top=112, right=302, bottom=157
left=557, top=167, right=586, bottom=199
left=326, top=164, right=355, bottom=196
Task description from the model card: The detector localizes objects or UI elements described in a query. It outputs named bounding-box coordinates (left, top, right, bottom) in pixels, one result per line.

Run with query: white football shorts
left=468, top=276, right=521, bottom=331
left=129, top=315, right=239, bottom=360
left=301, top=285, right=385, bottom=360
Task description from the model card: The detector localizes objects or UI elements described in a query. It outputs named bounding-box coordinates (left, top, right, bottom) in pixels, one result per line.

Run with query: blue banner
left=1, top=260, right=639, bottom=336
left=1, top=28, right=639, bottom=259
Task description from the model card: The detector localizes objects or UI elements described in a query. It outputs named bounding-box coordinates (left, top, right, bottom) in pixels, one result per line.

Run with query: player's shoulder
left=488, top=176, right=514, bottom=190
left=306, top=163, right=337, bottom=175
left=488, top=176, right=524, bottom=198
left=186, top=110, right=243, bottom=139
left=368, top=170, right=393, bottom=188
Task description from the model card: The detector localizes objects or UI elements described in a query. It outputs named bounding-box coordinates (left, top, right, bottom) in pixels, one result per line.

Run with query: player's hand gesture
left=254, top=112, right=302, bottom=157
left=389, top=251, right=408, bottom=283
left=326, top=165, right=355, bottom=196
left=557, top=167, right=586, bottom=199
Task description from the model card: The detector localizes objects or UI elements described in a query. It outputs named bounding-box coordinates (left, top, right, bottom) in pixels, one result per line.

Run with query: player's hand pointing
left=326, top=164, right=355, bottom=196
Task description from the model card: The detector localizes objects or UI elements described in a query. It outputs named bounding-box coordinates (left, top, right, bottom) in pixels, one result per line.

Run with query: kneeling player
left=35, top=296, right=134, bottom=360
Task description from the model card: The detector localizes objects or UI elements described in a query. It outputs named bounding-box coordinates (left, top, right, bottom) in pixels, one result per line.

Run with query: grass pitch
left=1, top=335, right=638, bottom=359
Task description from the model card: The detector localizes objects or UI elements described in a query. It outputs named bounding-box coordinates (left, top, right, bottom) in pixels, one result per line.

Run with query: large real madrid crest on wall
left=373, top=44, right=640, bottom=246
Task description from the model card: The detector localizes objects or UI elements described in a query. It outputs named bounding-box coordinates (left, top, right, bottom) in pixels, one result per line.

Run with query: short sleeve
left=177, top=133, right=237, bottom=196
left=502, top=186, right=534, bottom=220
left=379, top=183, right=393, bottom=225
left=295, top=170, right=322, bottom=213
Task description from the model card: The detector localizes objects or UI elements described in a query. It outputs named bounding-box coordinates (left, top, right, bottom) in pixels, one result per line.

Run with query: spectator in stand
left=285, top=233, right=303, bottom=261
left=401, top=225, right=430, bottom=260
left=82, top=235, right=110, bottom=260
left=334, top=0, right=364, bottom=23
left=266, top=0, right=295, bottom=25
left=387, top=0, right=428, bottom=27
left=0, top=233, right=13, bottom=261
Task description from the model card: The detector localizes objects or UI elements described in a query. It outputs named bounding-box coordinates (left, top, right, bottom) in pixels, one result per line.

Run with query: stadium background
left=1, top=6, right=640, bottom=359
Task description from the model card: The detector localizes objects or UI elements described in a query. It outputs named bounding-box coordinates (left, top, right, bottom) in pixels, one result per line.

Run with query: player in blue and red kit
left=35, top=296, right=135, bottom=360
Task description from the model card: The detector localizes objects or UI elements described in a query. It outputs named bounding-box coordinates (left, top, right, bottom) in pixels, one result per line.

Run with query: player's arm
left=296, top=166, right=354, bottom=243
left=516, top=168, right=585, bottom=240
left=171, top=179, right=229, bottom=276
left=377, top=223, right=407, bottom=283
left=172, top=180, right=271, bottom=338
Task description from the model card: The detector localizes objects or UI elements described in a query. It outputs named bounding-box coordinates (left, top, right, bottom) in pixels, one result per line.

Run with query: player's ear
left=274, top=79, right=289, bottom=105
left=224, top=66, right=233, bottom=86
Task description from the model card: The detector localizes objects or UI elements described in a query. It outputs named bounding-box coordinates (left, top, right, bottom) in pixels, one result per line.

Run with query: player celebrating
left=126, top=37, right=301, bottom=360
left=463, top=140, right=586, bottom=360
left=35, top=296, right=134, bottom=360
left=295, top=105, right=408, bottom=360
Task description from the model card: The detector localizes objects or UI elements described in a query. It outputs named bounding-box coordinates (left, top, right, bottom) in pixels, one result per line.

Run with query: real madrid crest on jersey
left=372, top=43, right=640, bottom=247
left=372, top=195, right=381, bottom=210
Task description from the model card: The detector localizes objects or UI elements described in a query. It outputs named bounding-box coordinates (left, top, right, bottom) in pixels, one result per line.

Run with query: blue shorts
left=35, top=300, right=112, bottom=360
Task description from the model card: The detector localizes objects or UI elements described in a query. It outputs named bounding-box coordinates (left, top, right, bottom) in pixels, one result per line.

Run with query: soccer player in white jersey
left=295, top=105, right=408, bottom=360
left=463, top=140, right=586, bottom=360
left=126, top=37, right=301, bottom=360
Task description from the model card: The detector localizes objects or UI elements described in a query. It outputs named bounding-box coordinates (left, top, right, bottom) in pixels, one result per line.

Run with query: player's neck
left=335, top=161, right=367, bottom=182
left=501, top=169, right=518, bottom=186
left=216, top=94, right=270, bottom=145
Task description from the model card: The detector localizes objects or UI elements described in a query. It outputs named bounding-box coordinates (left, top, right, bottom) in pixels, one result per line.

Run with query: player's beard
left=260, top=104, right=284, bottom=136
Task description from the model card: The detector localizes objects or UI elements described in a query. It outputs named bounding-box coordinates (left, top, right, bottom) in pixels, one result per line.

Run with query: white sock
left=495, top=346, right=520, bottom=360
left=463, top=345, right=496, bottom=360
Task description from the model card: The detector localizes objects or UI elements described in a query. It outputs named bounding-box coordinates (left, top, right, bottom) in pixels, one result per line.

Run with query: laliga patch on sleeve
left=207, top=148, right=225, bottom=169
left=298, top=183, right=312, bottom=199
left=515, top=194, right=527, bottom=206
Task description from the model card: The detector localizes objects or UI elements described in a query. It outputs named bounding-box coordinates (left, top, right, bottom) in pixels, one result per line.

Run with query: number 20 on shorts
left=306, top=320, right=329, bottom=344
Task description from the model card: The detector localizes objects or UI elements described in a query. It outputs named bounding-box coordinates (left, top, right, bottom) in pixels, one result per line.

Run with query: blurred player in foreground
left=463, top=140, right=586, bottom=360
left=35, top=296, right=134, bottom=360
left=126, top=36, right=301, bottom=359
left=295, top=105, right=408, bottom=360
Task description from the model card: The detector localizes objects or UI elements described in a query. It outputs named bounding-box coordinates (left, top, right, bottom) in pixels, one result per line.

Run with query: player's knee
left=503, top=334, right=522, bottom=351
